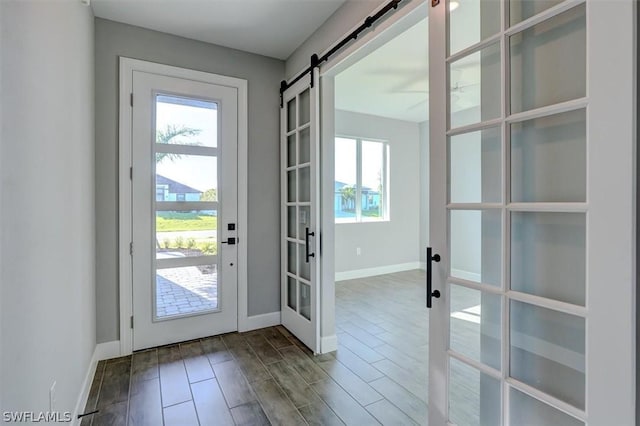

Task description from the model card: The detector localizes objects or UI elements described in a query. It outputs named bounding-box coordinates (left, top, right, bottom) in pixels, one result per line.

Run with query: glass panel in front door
left=445, top=1, right=588, bottom=424
left=153, top=94, right=220, bottom=319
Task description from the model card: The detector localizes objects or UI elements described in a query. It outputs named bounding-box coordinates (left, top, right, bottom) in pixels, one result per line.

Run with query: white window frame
left=334, top=135, right=389, bottom=223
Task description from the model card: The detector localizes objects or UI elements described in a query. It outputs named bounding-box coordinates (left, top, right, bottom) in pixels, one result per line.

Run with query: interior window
left=334, top=136, right=389, bottom=223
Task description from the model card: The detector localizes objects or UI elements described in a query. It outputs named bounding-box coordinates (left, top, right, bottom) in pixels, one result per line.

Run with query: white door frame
left=310, top=0, right=428, bottom=353
left=118, top=57, right=248, bottom=355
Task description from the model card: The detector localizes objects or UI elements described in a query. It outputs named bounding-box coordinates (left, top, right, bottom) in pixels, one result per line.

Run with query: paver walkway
left=156, top=264, right=218, bottom=317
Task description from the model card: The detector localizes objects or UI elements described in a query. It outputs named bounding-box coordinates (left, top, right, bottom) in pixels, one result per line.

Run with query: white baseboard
left=239, top=311, right=281, bottom=332
left=95, top=340, right=121, bottom=361
left=72, top=353, right=98, bottom=426
left=320, top=334, right=338, bottom=353
left=72, top=340, right=120, bottom=425
left=335, top=261, right=422, bottom=281
left=419, top=261, right=426, bottom=270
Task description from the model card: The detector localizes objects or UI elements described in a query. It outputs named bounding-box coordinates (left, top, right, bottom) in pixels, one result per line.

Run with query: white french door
left=280, top=71, right=321, bottom=353
left=130, top=69, right=239, bottom=351
left=428, top=1, right=635, bottom=425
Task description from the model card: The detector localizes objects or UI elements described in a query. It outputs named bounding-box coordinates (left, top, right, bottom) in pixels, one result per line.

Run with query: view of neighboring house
left=156, top=174, right=202, bottom=201
left=334, top=180, right=380, bottom=218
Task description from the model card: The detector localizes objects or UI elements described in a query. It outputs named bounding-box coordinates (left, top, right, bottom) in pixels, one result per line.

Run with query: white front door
left=428, top=1, right=635, bottom=425
left=280, top=71, right=321, bottom=353
left=130, top=69, right=239, bottom=351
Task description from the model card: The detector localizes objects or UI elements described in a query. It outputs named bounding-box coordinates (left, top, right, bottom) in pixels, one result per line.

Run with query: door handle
left=305, top=227, right=315, bottom=263
left=221, top=237, right=236, bottom=245
left=427, top=247, right=441, bottom=308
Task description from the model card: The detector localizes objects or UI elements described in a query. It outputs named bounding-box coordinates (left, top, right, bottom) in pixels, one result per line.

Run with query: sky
left=335, top=137, right=384, bottom=190
left=155, top=97, right=218, bottom=192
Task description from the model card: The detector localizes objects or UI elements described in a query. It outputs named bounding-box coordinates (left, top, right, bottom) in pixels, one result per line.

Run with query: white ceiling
left=92, top=0, right=481, bottom=122
left=335, top=16, right=429, bottom=123
left=334, top=1, right=482, bottom=123
left=91, top=0, right=346, bottom=60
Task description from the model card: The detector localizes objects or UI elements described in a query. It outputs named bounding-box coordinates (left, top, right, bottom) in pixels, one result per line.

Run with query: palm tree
left=155, top=125, right=201, bottom=163
left=340, top=185, right=356, bottom=211
left=200, top=188, right=217, bottom=201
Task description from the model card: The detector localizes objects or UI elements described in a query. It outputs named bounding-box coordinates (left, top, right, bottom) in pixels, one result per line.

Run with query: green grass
left=156, top=212, right=217, bottom=232
left=362, top=209, right=382, bottom=217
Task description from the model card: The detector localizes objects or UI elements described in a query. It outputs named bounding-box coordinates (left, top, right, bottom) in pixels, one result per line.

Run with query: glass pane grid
left=447, top=127, right=503, bottom=204
left=287, top=97, right=296, bottom=133
left=506, top=291, right=587, bottom=319
left=507, top=380, right=586, bottom=424
left=446, top=278, right=505, bottom=426
left=446, top=2, right=589, bottom=425
left=508, top=4, right=586, bottom=115
left=297, top=276, right=312, bottom=285
left=505, top=0, right=587, bottom=35
left=502, top=214, right=587, bottom=421
left=509, top=211, right=586, bottom=306
left=448, top=283, right=503, bottom=370
left=448, top=350, right=502, bottom=379
left=448, top=42, right=501, bottom=130
left=448, top=209, right=503, bottom=287
left=449, top=355, right=502, bottom=426
left=446, top=34, right=502, bottom=64
left=507, top=300, right=585, bottom=409
left=503, top=215, right=587, bottom=417
left=285, top=237, right=304, bottom=246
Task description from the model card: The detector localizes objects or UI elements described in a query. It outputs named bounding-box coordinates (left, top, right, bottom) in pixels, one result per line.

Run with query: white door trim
left=311, top=1, right=428, bottom=354
left=118, top=57, right=248, bottom=355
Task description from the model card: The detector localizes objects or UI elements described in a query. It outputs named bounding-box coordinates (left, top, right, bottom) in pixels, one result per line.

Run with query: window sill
left=335, top=219, right=390, bottom=225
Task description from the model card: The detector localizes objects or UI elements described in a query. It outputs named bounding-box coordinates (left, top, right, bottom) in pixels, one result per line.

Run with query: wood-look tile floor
left=81, top=270, right=428, bottom=425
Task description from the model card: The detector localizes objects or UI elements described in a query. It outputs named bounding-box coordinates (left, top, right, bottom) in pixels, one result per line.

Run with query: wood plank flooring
left=81, top=270, right=429, bottom=425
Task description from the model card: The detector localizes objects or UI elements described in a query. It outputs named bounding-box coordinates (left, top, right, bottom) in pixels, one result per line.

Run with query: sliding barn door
left=280, top=70, right=320, bottom=353
left=428, top=1, right=636, bottom=425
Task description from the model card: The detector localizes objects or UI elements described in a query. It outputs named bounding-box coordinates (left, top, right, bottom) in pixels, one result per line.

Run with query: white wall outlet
left=49, top=381, right=57, bottom=412
left=356, top=247, right=361, bottom=256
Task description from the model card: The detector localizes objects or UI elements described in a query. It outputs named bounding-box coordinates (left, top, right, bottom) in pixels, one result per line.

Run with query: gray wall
left=286, top=0, right=386, bottom=78
left=636, top=3, right=639, bottom=422
left=1, top=0, right=95, bottom=414
left=0, top=0, right=4, bottom=412
left=334, top=110, right=420, bottom=274
left=95, top=19, right=284, bottom=343
left=419, top=121, right=429, bottom=264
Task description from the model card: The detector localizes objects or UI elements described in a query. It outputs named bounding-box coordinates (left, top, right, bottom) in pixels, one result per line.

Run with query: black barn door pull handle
left=427, top=247, right=441, bottom=308
left=305, top=227, right=315, bottom=263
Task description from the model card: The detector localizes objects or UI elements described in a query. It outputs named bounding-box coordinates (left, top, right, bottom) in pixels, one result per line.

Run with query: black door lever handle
left=427, top=247, right=441, bottom=308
